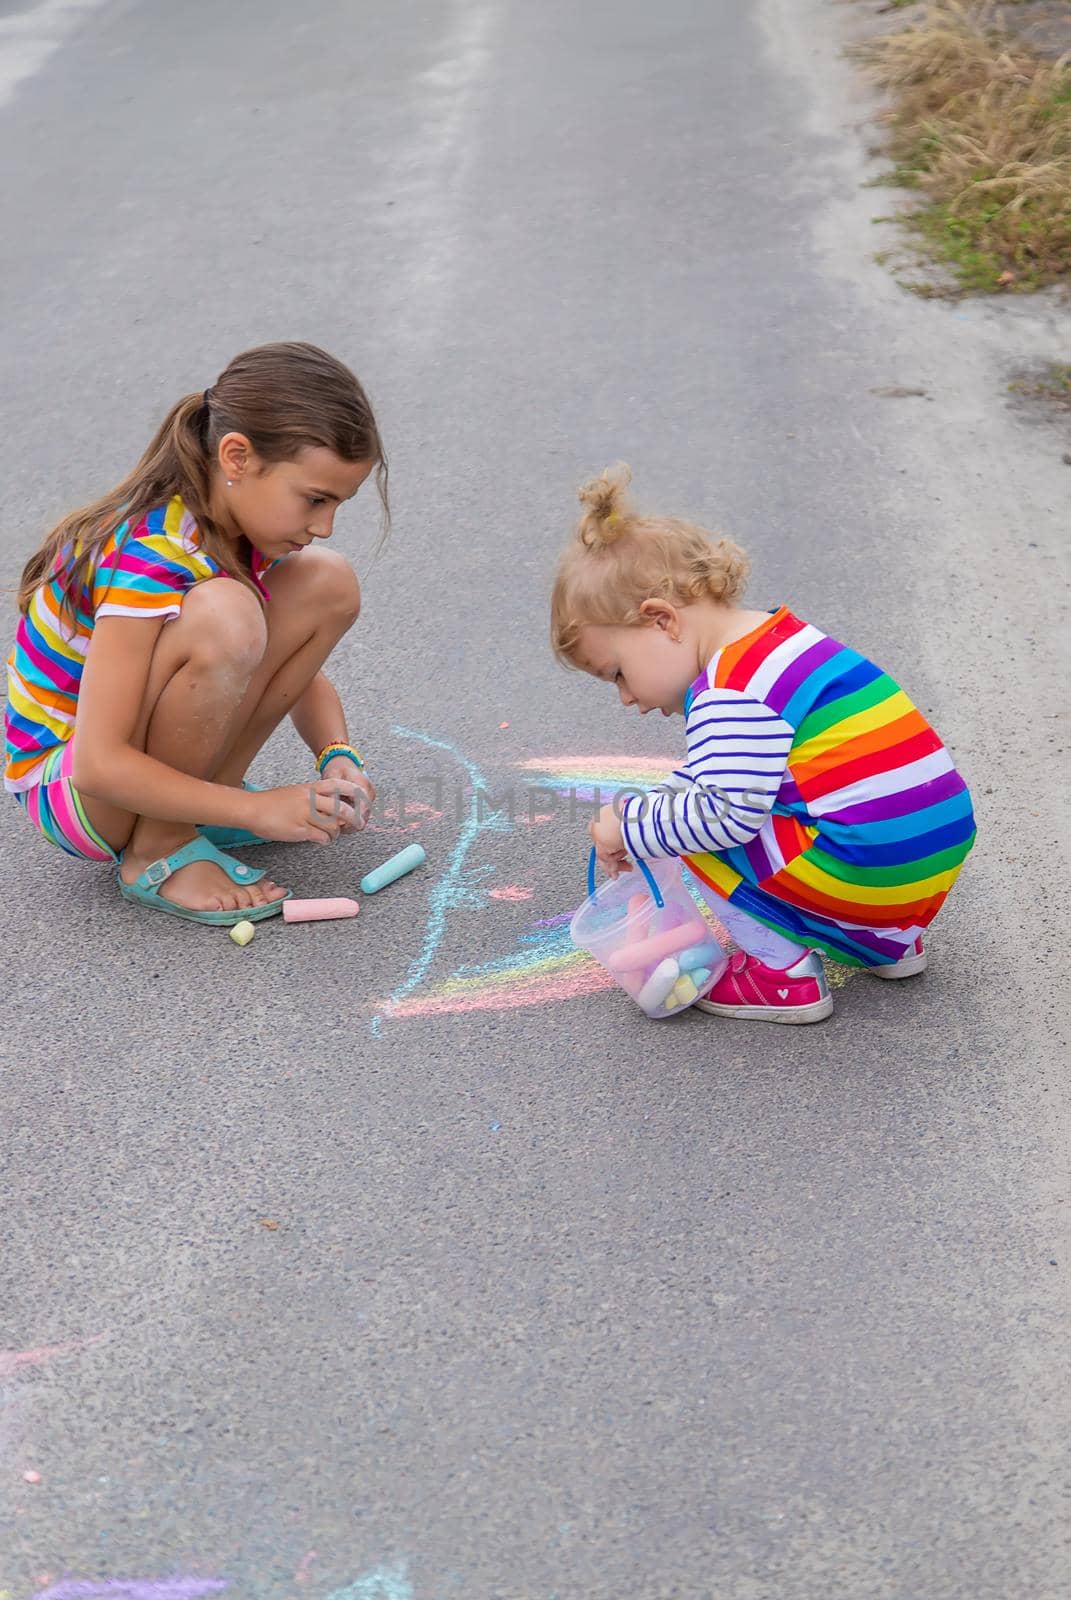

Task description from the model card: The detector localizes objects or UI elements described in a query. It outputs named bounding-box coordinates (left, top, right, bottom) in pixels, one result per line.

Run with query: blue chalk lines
left=370, top=727, right=511, bottom=1035
left=324, top=1563, right=412, bottom=1600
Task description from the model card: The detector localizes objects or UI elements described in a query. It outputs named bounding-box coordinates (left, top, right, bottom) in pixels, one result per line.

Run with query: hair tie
left=202, top=386, right=213, bottom=410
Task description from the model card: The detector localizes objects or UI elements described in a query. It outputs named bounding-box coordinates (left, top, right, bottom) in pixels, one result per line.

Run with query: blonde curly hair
left=550, top=465, right=749, bottom=666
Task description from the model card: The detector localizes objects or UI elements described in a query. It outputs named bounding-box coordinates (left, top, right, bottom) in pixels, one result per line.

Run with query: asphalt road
left=2, top=1, right=1069, bottom=1596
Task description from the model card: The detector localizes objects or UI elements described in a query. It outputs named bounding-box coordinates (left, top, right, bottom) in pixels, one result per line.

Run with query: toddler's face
left=574, top=621, right=693, bottom=717
left=229, top=446, right=373, bottom=560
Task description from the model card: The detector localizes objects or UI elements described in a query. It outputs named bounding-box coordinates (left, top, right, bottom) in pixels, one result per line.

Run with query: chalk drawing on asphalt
left=370, top=745, right=855, bottom=1024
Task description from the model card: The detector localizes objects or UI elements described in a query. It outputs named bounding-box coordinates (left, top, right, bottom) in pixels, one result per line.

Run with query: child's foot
left=694, top=950, right=833, bottom=1024
left=870, top=937, right=927, bottom=979
left=120, top=834, right=287, bottom=914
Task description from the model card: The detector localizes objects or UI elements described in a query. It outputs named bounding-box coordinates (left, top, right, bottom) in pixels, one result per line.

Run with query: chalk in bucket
left=570, top=849, right=727, bottom=1018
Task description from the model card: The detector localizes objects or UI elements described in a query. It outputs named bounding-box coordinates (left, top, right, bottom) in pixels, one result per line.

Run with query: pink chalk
left=607, top=918, right=708, bottom=973
left=627, top=893, right=648, bottom=921
left=282, top=897, right=360, bottom=923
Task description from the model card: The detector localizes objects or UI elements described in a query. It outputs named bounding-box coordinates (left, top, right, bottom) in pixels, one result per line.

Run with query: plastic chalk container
left=570, top=850, right=728, bottom=1019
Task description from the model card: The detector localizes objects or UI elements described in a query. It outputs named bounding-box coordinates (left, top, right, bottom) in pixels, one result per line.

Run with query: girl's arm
left=290, top=670, right=349, bottom=755
left=72, top=615, right=261, bottom=828
left=291, top=671, right=375, bottom=826
left=620, top=687, right=794, bottom=860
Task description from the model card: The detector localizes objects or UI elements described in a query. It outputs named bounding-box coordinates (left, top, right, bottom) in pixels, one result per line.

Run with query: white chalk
left=637, top=957, right=680, bottom=1012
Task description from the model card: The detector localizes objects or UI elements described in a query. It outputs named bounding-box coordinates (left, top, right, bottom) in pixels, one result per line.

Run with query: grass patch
left=858, top=1, right=1071, bottom=294
left=1008, top=361, right=1071, bottom=404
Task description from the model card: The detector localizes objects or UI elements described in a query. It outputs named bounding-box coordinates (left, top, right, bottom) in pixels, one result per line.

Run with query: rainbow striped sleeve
left=93, top=498, right=216, bottom=621
left=4, top=495, right=220, bottom=793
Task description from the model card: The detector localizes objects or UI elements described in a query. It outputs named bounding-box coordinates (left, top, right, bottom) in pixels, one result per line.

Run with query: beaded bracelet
left=316, top=741, right=365, bottom=775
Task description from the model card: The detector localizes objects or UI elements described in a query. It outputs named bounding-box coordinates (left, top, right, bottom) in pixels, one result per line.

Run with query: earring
left=226, top=479, right=234, bottom=488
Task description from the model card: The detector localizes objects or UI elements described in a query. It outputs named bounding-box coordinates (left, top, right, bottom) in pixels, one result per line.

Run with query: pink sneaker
left=871, top=936, right=927, bottom=979
left=694, top=950, right=833, bottom=1024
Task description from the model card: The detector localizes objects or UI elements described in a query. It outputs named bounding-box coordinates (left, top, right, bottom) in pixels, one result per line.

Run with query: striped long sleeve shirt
left=620, top=685, right=795, bottom=861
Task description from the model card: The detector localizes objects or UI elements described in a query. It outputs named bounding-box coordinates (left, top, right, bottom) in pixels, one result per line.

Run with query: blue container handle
left=587, top=846, right=664, bottom=909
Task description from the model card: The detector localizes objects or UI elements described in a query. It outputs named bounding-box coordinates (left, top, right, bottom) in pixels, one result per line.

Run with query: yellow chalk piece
left=671, top=975, right=699, bottom=1008
left=229, top=919, right=256, bottom=947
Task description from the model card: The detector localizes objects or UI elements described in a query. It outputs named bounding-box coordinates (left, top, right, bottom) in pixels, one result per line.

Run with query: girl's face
left=574, top=610, right=696, bottom=717
left=220, top=441, right=374, bottom=560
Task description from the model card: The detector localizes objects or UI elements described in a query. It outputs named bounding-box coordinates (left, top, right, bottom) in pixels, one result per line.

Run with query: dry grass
left=1008, top=360, right=1071, bottom=404
left=860, top=1, right=1071, bottom=292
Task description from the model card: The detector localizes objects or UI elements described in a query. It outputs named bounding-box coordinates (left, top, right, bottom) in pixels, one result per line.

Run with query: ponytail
left=16, top=392, right=250, bottom=623
left=17, top=340, right=388, bottom=625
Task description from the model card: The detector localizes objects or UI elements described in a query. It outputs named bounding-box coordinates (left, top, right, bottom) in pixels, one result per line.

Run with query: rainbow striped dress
left=620, top=607, right=976, bottom=967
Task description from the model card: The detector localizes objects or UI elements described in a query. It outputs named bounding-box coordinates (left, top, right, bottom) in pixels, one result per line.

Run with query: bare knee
left=179, top=579, right=268, bottom=674
left=300, top=548, right=362, bottom=632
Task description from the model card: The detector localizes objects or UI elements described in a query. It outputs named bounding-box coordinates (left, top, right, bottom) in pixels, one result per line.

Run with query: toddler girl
left=5, top=341, right=383, bottom=926
left=551, top=467, right=976, bottom=1023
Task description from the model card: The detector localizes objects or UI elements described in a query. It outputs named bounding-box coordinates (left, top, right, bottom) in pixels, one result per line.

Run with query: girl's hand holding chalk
left=321, top=754, right=375, bottom=831
left=248, top=780, right=360, bottom=844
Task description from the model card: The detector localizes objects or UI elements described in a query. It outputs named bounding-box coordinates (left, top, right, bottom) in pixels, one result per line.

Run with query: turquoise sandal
left=118, top=836, right=290, bottom=925
left=198, top=780, right=271, bottom=849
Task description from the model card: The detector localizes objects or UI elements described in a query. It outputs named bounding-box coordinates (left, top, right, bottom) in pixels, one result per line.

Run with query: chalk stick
left=668, top=974, right=699, bottom=1009
left=689, top=967, right=713, bottom=989
left=360, top=844, right=426, bottom=895
left=678, top=942, right=724, bottom=973
left=607, top=918, right=708, bottom=973
left=229, top=919, right=255, bottom=946
left=627, top=893, right=649, bottom=922
left=637, top=958, right=680, bottom=1012
left=283, top=897, right=360, bottom=923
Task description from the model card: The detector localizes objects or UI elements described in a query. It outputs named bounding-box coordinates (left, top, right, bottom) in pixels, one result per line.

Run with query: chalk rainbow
left=517, top=754, right=678, bottom=808
left=373, top=749, right=850, bottom=1022
left=376, top=920, right=614, bottom=1019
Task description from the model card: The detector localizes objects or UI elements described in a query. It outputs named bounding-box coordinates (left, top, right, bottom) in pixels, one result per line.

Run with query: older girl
left=5, top=341, right=382, bottom=926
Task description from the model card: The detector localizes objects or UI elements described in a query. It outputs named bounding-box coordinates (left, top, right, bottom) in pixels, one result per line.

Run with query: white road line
left=0, top=0, right=107, bottom=111
left=382, top=0, right=501, bottom=343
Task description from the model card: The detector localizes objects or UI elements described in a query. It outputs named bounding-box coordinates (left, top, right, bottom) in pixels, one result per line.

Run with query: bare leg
left=81, top=551, right=362, bottom=913
left=213, top=548, right=361, bottom=787
left=81, top=580, right=287, bottom=914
